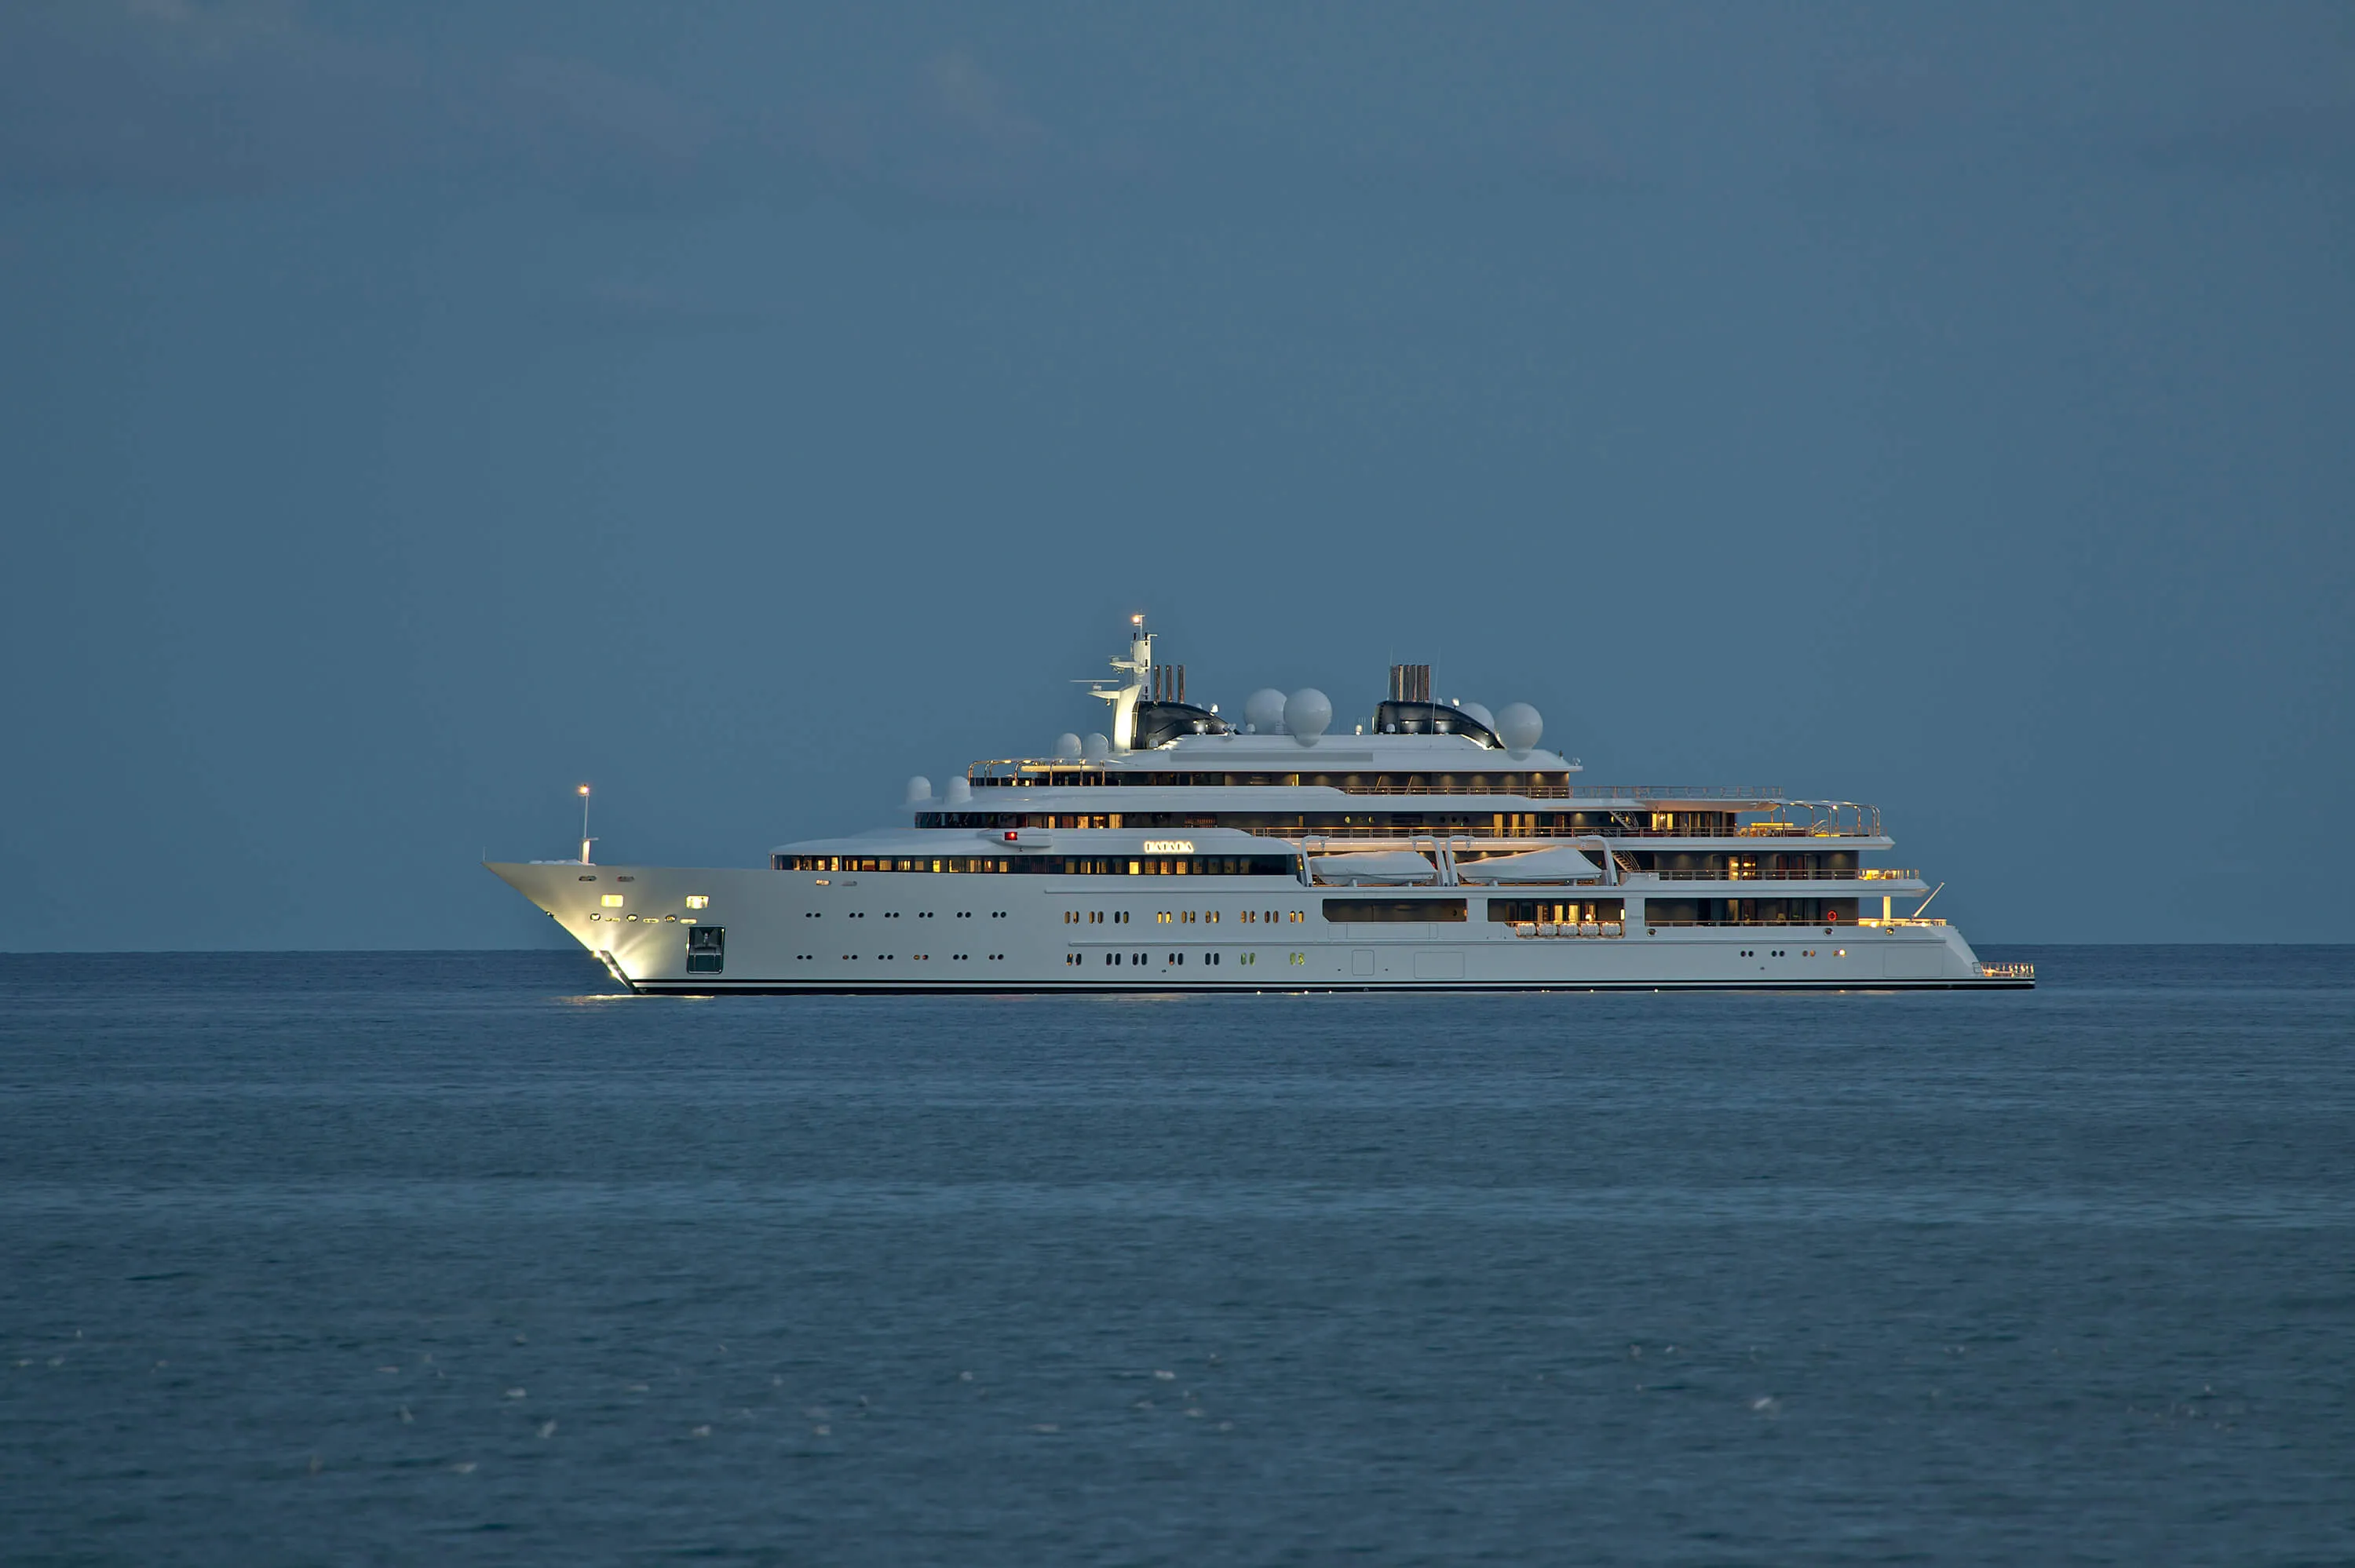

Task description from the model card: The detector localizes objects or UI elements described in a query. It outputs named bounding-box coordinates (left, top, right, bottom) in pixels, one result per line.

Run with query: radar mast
left=1090, top=612, right=1152, bottom=752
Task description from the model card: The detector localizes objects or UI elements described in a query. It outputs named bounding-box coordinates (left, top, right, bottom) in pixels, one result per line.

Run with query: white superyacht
left=489, top=616, right=2031, bottom=993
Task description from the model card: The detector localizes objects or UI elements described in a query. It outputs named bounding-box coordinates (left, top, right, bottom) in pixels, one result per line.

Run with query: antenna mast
left=1089, top=612, right=1153, bottom=752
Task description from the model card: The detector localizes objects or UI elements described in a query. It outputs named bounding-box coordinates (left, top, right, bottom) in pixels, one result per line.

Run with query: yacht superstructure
left=488, top=618, right=2030, bottom=992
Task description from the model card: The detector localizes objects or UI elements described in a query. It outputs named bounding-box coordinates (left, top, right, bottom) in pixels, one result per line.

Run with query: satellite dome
left=1243, top=688, right=1288, bottom=735
left=944, top=776, right=973, bottom=806
left=1458, top=700, right=1495, bottom=733
left=1284, top=688, right=1331, bottom=746
left=904, top=776, right=933, bottom=807
left=1054, top=732, right=1083, bottom=760
left=1082, top=731, right=1110, bottom=761
left=1495, top=702, right=1543, bottom=755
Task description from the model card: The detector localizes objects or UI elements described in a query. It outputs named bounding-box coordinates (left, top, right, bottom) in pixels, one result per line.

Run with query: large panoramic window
left=1320, top=899, right=1469, bottom=924
left=1487, top=899, right=1625, bottom=924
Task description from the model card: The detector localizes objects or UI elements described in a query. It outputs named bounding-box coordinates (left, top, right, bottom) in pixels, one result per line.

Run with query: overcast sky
left=3, top=1, right=2351, bottom=950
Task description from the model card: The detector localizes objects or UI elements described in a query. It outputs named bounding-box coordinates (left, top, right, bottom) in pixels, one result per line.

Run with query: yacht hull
left=490, top=862, right=2027, bottom=994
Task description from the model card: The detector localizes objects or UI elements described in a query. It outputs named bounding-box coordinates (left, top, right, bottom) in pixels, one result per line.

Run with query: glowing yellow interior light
left=685, top=895, right=710, bottom=910
left=579, top=785, right=590, bottom=796
left=601, top=894, right=625, bottom=907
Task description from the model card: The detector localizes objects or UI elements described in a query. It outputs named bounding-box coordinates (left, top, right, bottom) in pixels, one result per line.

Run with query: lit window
left=686, top=895, right=710, bottom=910
left=601, top=895, right=625, bottom=908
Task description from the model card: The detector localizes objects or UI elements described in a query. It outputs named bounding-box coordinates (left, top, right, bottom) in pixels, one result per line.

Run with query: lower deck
left=492, top=862, right=2030, bottom=994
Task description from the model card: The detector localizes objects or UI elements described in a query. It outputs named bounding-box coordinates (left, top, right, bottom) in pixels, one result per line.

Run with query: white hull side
left=489, top=863, right=2022, bottom=993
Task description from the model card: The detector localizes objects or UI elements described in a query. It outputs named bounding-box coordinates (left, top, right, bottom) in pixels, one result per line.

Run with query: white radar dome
left=1495, top=702, right=1543, bottom=756
left=904, top=776, right=933, bottom=807
left=944, top=776, right=973, bottom=806
left=1458, top=700, right=1495, bottom=733
left=1285, top=688, right=1332, bottom=746
left=1054, top=732, right=1083, bottom=760
left=1083, top=732, right=1110, bottom=761
left=1243, top=688, right=1288, bottom=734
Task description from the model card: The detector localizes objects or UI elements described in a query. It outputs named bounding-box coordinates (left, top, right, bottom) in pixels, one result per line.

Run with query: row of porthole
left=1738, top=947, right=1848, bottom=958
left=1061, top=910, right=1305, bottom=925
left=799, top=954, right=1006, bottom=962
left=1079, top=952, right=1273, bottom=967
left=812, top=911, right=1004, bottom=920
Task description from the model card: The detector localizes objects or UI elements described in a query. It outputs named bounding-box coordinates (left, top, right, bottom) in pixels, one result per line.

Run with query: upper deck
left=903, top=620, right=1887, bottom=843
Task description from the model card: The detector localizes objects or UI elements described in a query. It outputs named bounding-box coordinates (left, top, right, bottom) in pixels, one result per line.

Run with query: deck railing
left=1570, top=784, right=1783, bottom=800
left=1242, top=823, right=1881, bottom=842
left=1641, top=920, right=1857, bottom=931
left=960, top=761, right=1786, bottom=804
left=1645, top=867, right=1918, bottom=883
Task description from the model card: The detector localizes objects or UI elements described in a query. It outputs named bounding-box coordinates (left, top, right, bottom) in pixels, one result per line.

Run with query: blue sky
left=3, top=1, right=2350, bottom=948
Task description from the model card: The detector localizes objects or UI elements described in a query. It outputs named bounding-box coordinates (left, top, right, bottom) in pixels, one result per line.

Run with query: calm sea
left=2, top=946, right=2351, bottom=1565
